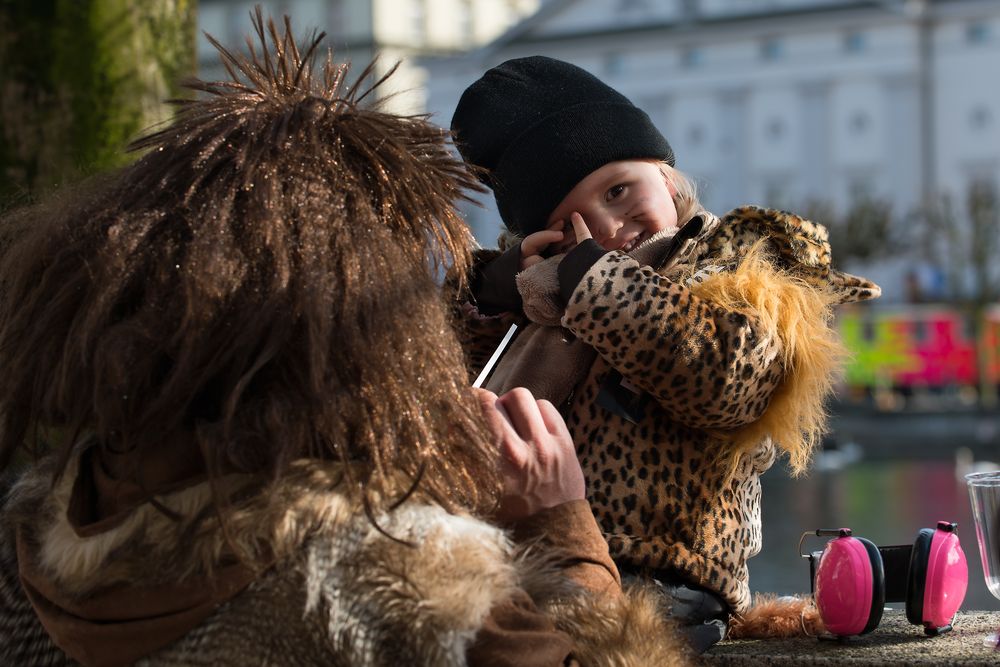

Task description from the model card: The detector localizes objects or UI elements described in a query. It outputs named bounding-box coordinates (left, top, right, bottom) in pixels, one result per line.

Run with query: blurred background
left=2, top=0, right=998, bottom=609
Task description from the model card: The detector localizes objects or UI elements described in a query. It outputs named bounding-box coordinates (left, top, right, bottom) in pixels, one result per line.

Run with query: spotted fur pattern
left=456, top=207, right=879, bottom=615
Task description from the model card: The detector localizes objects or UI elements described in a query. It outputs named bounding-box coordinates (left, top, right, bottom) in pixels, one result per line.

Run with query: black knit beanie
left=451, top=55, right=674, bottom=236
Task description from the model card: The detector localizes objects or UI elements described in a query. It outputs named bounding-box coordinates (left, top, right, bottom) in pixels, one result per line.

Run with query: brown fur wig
left=0, top=10, right=497, bottom=517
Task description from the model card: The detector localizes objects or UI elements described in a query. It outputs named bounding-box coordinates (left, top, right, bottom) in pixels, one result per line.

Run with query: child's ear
left=665, top=174, right=678, bottom=198
left=656, top=161, right=678, bottom=198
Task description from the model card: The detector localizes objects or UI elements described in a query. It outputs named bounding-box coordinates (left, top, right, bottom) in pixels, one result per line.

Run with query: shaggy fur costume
left=1, top=455, right=694, bottom=666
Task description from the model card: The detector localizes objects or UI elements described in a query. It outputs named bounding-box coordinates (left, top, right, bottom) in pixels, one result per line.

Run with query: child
left=450, top=55, right=880, bottom=651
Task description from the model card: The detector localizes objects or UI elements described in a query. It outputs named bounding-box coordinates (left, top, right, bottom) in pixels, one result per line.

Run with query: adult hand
left=474, top=387, right=585, bottom=523
left=519, top=220, right=565, bottom=270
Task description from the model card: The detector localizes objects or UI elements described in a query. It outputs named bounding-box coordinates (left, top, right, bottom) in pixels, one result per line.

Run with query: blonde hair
left=657, top=161, right=701, bottom=225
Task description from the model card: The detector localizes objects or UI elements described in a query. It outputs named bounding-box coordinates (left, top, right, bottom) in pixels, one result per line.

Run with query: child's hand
left=542, top=212, right=594, bottom=259
left=568, top=212, right=593, bottom=244
left=519, top=220, right=565, bottom=270
left=474, top=387, right=586, bottom=523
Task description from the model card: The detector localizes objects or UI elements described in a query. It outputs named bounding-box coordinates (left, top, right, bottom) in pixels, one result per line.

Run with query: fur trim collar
left=6, top=456, right=693, bottom=665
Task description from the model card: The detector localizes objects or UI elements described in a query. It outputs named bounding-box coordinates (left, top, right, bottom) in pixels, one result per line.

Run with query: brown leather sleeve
left=466, top=590, right=579, bottom=667
left=510, top=499, right=621, bottom=598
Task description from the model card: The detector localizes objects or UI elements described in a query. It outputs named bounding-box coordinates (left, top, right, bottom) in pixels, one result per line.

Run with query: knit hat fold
left=452, top=56, right=674, bottom=236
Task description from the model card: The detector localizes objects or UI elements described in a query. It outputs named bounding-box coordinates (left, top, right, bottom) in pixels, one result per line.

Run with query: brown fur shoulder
left=553, top=584, right=694, bottom=666
left=517, top=557, right=695, bottom=667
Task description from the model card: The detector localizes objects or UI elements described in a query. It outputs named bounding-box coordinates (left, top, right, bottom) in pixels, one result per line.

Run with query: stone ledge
left=706, top=610, right=999, bottom=665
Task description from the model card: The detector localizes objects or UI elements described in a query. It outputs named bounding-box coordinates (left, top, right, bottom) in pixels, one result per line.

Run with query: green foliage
left=828, top=196, right=895, bottom=263
left=966, top=181, right=1000, bottom=305
left=0, top=0, right=197, bottom=208
left=802, top=196, right=897, bottom=266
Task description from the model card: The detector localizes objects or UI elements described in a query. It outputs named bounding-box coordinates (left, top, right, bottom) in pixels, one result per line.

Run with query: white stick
left=472, top=323, right=518, bottom=389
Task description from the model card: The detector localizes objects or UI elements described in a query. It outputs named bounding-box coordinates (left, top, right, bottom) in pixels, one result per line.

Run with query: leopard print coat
left=455, top=206, right=880, bottom=615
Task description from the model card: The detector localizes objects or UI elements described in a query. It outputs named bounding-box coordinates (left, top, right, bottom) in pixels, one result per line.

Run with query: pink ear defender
left=803, top=528, right=884, bottom=636
left=908, top=522, right=968, bottom=631
left=800, top=522, right=968, bottom=638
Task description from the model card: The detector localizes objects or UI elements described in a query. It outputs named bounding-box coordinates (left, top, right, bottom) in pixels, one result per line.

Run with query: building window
left=765, top=118, right=785, bottom=141
left=687, top=124, right=704, bottom=147
left=763, top=175, right=790, bottom=208
left=966, top=21, right=990, bottom=44
left=843, top=30, right=866, bottom=53
left=849, top=111, right=870, bottom=135
left=847, top=174, right=876, bottom=205
left=970, top=106, right=993, bottom=131
left=680, top=46, right=703, bottom=68
left=760, top=37, right=783, bottom=61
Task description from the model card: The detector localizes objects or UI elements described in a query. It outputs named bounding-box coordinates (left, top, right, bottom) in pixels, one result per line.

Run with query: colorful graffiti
left=837, top=304, right=1000, bottom=394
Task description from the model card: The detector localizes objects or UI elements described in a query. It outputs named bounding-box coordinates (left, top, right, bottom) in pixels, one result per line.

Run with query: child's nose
left=593, top=216, right=624, bottom=242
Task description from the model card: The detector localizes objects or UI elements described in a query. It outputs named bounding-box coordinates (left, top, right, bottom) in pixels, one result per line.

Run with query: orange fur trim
left=689, top=241, right=845, bottom=476
left=728, top=593, right=826, bottom=639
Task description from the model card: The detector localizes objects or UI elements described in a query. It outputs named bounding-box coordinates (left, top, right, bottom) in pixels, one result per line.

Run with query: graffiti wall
left=837, top=305, right=1000, bottom=400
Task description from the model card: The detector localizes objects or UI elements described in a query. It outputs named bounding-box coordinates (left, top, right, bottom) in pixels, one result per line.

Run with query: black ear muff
left=906, top=528, right=934, bottom=625
left=858, top=536, right=885, bottom=634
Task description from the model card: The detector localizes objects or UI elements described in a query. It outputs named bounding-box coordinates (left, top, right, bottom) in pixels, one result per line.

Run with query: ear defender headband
left=800, top=522, right=968, bottom=637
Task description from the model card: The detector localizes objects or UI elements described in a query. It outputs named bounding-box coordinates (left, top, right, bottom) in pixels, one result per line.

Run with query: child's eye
left=606, top=184, right=626, bottom=201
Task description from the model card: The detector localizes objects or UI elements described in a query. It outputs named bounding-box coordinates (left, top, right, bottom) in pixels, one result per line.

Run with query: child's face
left=546, top=160, right=678, bottom=254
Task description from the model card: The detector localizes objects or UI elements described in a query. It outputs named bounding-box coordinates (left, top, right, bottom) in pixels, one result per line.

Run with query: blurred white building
left=197, top=0, right=539, bottom=114
left=422, top=0, right=1000, bottom=300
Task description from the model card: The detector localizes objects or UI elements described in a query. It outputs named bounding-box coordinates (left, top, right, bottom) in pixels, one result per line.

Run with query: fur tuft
left=728, top=593, right=825, bottom=639
left=546, top=584, right=695, bottom=666
left=689, top=240, right=845, bottom=477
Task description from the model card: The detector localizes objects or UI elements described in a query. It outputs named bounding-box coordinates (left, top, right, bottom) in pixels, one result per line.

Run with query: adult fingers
left=537, top=399, right=571, bottom=441
left=570, top=212, right=593, bottom=243
left=474, top=388, right=522, bottom=451
left=496, top=387, right=549, bottom=445
left=472, top=388, right=501, bottom=432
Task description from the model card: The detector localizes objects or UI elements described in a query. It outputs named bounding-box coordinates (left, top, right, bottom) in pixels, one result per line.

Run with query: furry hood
left=709, top=206, right=881, bottom=304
